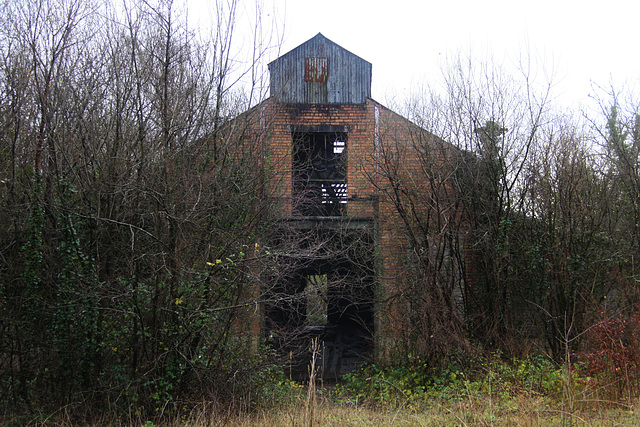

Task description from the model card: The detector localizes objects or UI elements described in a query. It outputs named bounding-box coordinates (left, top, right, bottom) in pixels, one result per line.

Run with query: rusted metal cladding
left=268, top=33, right=372, bottom=104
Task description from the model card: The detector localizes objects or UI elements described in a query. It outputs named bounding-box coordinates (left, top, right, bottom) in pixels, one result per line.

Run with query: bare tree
left=371, top=115, right=472, bottom=363
left=0, top=0, right=285, bottom=417
left=375, top=52, right=561, bottom=359
left=527, top=121, right=615, bottom=360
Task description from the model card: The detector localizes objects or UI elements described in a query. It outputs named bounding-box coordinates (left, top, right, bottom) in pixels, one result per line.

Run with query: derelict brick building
left=237, top=34, right=469, bottom=377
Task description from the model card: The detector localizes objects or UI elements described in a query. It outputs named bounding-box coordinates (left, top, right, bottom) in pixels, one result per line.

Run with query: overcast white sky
left=194, top=0, right=640, bottom=110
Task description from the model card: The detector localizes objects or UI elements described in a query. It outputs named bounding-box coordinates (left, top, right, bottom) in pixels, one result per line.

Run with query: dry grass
left=177, top=396, right=640, bottom=427
left=6, top=372, right=640, bottom=426
left=5, top=395, right=640, bottom=426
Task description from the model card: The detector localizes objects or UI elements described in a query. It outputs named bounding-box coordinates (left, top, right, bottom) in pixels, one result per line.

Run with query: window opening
left=305, top=274, right=328, bottom=325
left=293, top=132, right=348, bottom=216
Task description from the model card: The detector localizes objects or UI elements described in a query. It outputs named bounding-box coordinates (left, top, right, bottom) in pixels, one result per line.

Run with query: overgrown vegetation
left=333, top=354, right=565, bottom=408
left=0, top=0, right=286, bottom=420
left=2, top=0, right=640, bottom=425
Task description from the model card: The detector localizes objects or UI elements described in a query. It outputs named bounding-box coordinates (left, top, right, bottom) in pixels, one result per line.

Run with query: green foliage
left=607, top=104, right=627, bottom=155
left=0, top=0, right=286, bottom=418
left=331, top=354, right=566, bottom=410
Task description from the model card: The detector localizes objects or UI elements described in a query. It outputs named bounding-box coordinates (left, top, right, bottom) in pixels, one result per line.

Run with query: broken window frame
left=292, top=131, right=348, bottom=217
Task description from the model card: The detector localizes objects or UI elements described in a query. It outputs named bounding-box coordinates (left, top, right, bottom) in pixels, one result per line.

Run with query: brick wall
left=233, top=97, right=471, bottom=359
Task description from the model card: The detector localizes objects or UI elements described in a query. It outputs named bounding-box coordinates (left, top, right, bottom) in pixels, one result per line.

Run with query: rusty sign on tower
left=304, top=57, right=329, bottom=82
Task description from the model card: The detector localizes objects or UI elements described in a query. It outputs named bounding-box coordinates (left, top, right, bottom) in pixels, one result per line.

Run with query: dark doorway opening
left=264, top=227, right=374, bottom=380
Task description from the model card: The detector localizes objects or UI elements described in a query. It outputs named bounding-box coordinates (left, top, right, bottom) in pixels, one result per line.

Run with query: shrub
left=579, top=310, right=640, bottom=399
left=330, top=353, right=565, bottom=409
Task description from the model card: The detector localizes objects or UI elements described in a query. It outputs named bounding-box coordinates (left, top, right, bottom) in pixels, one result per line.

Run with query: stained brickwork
left=227, top=34, right=472, bottom=362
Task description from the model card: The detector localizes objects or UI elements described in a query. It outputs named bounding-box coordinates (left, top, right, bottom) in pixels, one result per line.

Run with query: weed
left=330, top=352, right=567, bottom=411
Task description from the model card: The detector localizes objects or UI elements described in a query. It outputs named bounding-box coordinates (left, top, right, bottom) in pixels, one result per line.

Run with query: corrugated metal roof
left=268, top=33, right=372, bottom=104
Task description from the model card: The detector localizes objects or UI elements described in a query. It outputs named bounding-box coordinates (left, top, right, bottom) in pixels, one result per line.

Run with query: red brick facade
left=230, top=95, right=467, bottom=359
left=228, top=34, right=471, bottom=364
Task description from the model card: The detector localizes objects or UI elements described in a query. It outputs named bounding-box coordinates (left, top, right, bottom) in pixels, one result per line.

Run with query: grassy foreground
left=224, top=401, right=640, bottom=426
left=174, top=395, right=640, bottom=426
left=5, top=353, right=640, bottom=426
left=219, top=353, right=640, bottom=427
left=6, top=398, right=640, bottom=426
